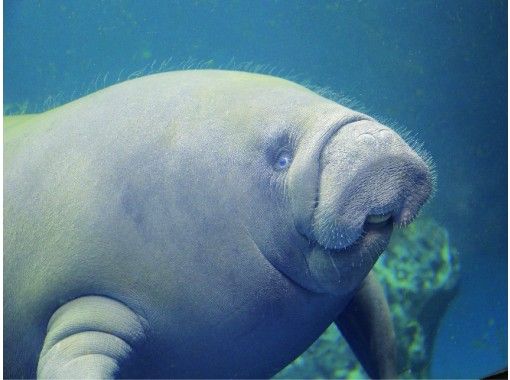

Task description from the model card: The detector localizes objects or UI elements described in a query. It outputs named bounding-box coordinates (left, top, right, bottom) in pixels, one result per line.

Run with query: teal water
left=4, top=1, right=507, bottom=378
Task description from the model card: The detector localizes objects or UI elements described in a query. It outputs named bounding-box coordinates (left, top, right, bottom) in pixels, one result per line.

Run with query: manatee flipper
left=335, top=271, right=397, bottom=379
left=37, top=296, right=148, bottom=379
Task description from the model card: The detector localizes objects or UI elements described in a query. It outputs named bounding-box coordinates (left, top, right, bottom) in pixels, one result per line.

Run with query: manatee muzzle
left=312, top=120, right=433, bottom=251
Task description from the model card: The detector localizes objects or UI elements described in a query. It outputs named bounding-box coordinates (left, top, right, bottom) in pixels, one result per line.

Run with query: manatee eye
left=274, top=151, right=292, bottom=171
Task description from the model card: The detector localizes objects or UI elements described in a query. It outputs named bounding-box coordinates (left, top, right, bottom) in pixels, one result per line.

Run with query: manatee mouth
left=300, top=208, right=394, bottom=295
left=310, top=213, right=394, bottom=255
left=359, top=214, right=394, bottom=248
left=366, top=212, right=393, bottom=225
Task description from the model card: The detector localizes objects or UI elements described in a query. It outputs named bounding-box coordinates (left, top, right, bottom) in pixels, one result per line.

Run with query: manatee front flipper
left=37, top=296, right=148, bottom=379
left=335, top=271, right=397, bottom=379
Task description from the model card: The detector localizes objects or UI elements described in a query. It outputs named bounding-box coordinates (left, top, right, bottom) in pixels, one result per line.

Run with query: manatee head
left=165, top=71, right=433, bottom=297
left=286, top=116, right=433, bottom=295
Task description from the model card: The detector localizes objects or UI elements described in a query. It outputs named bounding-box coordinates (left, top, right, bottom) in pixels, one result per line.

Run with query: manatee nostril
left=377, top=129, right=394, bottom=140
left=357, top=133, right=377, bottom=144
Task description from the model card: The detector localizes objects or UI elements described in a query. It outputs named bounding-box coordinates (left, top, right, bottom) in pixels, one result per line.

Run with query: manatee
left=4, top=70, right=433, bottom=379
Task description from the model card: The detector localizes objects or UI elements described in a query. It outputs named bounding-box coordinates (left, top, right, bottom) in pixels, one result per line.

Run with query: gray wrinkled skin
left=4, top=70, right=433, bottom=378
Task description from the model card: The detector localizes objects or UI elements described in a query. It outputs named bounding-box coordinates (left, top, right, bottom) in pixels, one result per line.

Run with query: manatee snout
left=313, top=120, right=433, bottom=250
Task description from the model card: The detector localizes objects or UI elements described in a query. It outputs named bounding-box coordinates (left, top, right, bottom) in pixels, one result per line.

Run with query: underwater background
left=4, top=0, right=507, bottom=378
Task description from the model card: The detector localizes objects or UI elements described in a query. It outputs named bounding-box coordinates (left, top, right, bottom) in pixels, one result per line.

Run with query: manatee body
left=4, top=70, right=433, bottom=379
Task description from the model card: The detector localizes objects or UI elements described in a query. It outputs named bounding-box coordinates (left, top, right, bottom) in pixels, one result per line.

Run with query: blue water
left=4, top=0, right=507, bottom=378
